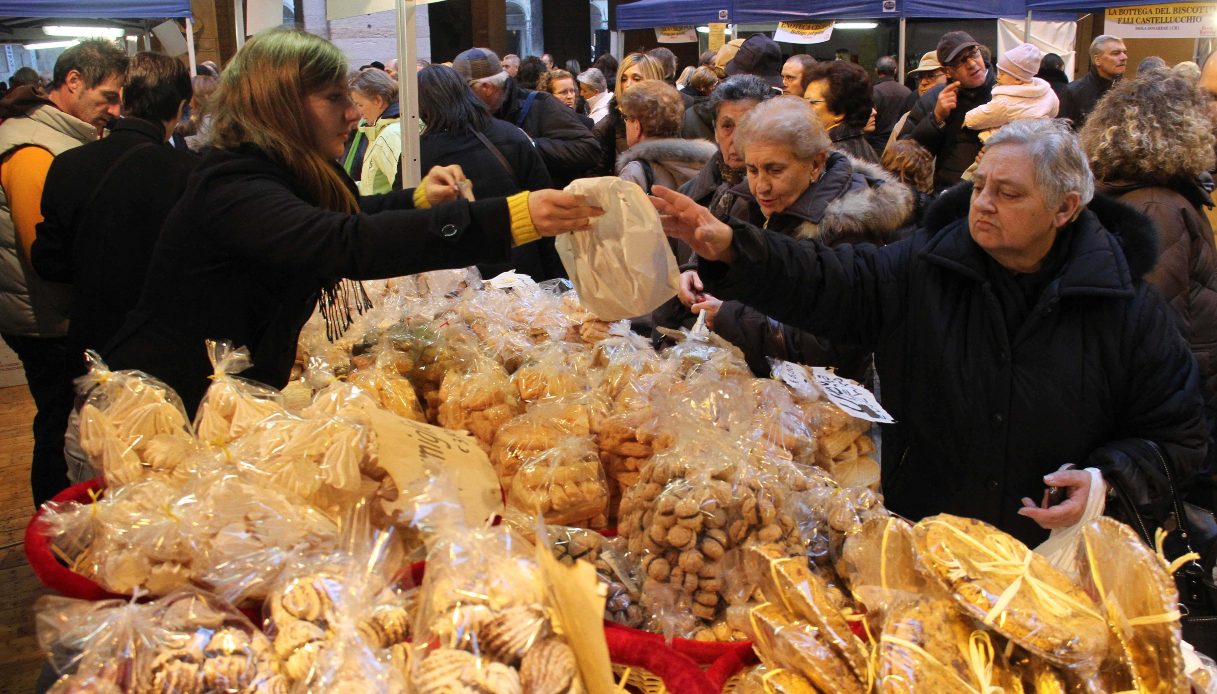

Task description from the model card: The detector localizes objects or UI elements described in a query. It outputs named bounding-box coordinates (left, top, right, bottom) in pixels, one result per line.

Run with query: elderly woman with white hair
left=653, top=118, right=1206, bottom=548
left=677, top=96, right=913, bottom=377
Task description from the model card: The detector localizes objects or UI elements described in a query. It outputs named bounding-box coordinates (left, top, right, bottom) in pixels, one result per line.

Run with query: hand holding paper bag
left=556, top=177, right=681, bottom=320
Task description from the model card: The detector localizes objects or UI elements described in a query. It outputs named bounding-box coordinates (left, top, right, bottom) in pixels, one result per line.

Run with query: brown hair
left=618, top=79, right=685, bottom=138
left=882, top=139, right=935, bottom=194
left=210, top=27, right=357, bottom=214
left=537, top=68, right=575, bottom=96
left=688, top=66, right=720, bottom=95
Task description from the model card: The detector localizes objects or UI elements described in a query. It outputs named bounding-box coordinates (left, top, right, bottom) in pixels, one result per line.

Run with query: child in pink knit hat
left=961, top=42, right=1060, bottom=179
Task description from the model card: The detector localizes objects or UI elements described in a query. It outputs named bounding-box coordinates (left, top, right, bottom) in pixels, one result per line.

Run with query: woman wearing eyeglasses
left=802, top=61, right=879, bottom=164
left=897, top=31, right=996, bottom=191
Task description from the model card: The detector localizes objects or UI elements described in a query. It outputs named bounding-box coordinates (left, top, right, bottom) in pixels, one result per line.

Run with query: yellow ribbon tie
left=966, top=630, right=1004, bottom=694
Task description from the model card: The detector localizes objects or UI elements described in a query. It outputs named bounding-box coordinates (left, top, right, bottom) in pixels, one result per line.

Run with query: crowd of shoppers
left=2, top=26, right=1216, bottom=603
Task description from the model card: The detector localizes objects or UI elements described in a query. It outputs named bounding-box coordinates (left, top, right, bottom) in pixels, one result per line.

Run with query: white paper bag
left=556, top=177, right=680, bottom=321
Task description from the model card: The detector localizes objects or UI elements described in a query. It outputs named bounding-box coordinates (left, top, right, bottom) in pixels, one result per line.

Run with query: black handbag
left=1112, top=441, right=1217, bottom=655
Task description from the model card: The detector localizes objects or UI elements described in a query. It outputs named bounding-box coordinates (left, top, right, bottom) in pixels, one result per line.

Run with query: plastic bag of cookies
left=264, top=502, right=413, bottom=691
left=510, top=341, right=591, bottom=404
left=490, top=394, right=603, bottom=492
left=409, top=521, right=585, bottom=694
left=227, top=411, right=376, bottom=516
left=75, top=350, right=199, bottom=486
left=436, top=356, right=524, bottom=453
left=507, top=436, right=609, bottom=527
left=194, top=340, right=286, bottom=446
left=37, top=587, right=283, bottom=693
left=347, top=348, right=428, bottom=423
left=545, top=525, right=644, bottom=629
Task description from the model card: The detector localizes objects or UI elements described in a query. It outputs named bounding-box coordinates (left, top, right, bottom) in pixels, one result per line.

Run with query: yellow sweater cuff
left=507, top=192, right=539, bottom=246
left=412, top=183, right=430, bottom=209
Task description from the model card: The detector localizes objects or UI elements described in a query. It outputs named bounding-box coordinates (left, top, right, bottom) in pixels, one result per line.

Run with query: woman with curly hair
left=803, top=61, right=878, bottom=163
left=1081, top=67, right=1217, bottom=507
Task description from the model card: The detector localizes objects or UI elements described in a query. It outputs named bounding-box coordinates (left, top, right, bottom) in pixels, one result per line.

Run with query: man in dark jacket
left=900, top=31, right=995, bottom=192
left=655, top=118, right=1205, bottom=547
left=456, top=47, right=600, bottom=189
left=33, top=52, right=197, bottom=382
left=869, top=55, right=911, bottom=153
left=1067, top=35, right=1126, bottom=129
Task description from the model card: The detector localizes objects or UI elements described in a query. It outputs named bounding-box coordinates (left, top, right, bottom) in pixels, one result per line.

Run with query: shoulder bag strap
left=515, top=91, right=539, bottom=128
left=471, top=130, right=519, bottom=189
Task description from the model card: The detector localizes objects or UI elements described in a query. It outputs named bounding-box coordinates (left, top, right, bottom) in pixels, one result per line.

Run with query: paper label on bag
left=485, top=271, right=537, bottom=292
left=772, top=360, right=822, bottom=401
left=359, top=405, right=504, bottom=526
left=812, top=367, right=896, bottom=423
left=535, top=527, right=615, bottom=694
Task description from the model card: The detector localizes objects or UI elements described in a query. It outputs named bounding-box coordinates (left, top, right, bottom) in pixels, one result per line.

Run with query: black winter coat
left=1035, top=66, right=1077, bottom=126
left=1067, top=67, right=1118, bottom=131
left=31, top=117, right=198, bottom=378
left=828, top=123, right=879, bottom=164
left=494, top=78, right=600, bottom=188
left=420, top=118, right=559, bottom=280
left=698, top=182, right=1207, bottom=545
left=900, top=70, right=996, bottom=192
left=103, top=145, right=516, bottom=415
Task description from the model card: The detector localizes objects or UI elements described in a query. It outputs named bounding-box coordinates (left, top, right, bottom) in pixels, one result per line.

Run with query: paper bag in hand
left=556, top=177, right=680, bottom=321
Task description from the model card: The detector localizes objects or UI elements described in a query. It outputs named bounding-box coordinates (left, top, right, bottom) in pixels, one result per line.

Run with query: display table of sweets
left=26, top=270, right=1216, bottom=693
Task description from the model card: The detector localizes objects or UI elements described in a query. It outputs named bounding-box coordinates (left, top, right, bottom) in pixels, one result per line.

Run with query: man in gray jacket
left=0, top=39, right=127, bottom=506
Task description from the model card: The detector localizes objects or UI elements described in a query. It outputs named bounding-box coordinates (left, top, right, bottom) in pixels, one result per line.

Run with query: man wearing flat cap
left=899, top=31, right=996, bottom=191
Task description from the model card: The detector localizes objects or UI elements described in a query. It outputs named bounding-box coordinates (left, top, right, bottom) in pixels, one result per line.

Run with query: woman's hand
left=691, top=294, right=722, bottom=329
left=650, top=185, right=735, bottom=263
left=527, top=190, right=604, bottom=237
left=678, top=270, right=703, bottom=307
left=422, top=165, right=467, bottom=205
left=1017, top=469, right=1099, bottom=529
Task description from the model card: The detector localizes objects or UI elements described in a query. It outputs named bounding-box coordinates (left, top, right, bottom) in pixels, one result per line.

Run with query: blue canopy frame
left=1, top=1, right=191, bottom=18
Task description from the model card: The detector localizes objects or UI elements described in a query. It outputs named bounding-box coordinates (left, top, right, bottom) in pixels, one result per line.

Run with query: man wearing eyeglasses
left=899, top=31, right=996, bottom=192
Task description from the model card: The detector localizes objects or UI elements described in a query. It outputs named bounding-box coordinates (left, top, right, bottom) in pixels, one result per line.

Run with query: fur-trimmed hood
left=615, top=137, right=717, bottom=173
left=725, top=151, right=914, bottom=246
left=922, top=180, right=1160, bottom=281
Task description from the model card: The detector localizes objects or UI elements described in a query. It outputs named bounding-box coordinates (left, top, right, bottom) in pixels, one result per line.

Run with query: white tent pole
left=185, top=17, right=197, bottom=77
left=1024, top=10, right=1032, bottom=42
left=234, top=0, right=247, bottom=49
left=898, top=17, right=906, bottom=83
left=398, top=0, right=422, bottom=187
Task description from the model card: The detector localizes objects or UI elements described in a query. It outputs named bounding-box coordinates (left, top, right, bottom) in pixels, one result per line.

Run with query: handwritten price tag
left=811, top=367, right=895, bottom=423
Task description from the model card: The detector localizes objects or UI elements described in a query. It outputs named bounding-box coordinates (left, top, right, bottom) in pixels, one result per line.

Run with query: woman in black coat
left=416, top=64, right=556, bottom=279
left=102, top=28, right=599, bottom=415
left=654, top=118, right=1205, bottom=547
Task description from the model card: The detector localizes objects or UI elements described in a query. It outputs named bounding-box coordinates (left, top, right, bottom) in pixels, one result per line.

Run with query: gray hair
left=471, top=70, right=510, bottom=91
left=734, top=95, right=830, bottom=163
left=1089, top=35, right=1123, bottom=60
left=876, top=55, right=898, bottom=76
left=708, top=74, right=779, bottom=123
left=983, top=119, right=1094, bottom=207
left=577, top=67, right=607, bottom=93
left=349, top=67, right=399, bottom=104
left=503, top=54, right=520, bottom=67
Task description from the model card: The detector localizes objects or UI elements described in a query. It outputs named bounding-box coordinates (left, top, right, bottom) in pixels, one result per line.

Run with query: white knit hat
left=997, top=42, right=1043, bottom=82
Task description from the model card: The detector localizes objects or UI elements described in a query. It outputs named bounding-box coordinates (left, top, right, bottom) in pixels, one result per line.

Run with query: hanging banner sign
left=708, top=22, right=727, bottom=52
left=774, top=21, right=835, bottom=44
left=1104, top=3, right=1217, bottom=39
left=655, top=26, right=698, bottom=43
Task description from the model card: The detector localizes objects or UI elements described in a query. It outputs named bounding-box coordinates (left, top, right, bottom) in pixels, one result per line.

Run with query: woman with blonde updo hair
left=102, top=28, right=600, bottom=414
left=1081, top=67, right=1217, bottom=498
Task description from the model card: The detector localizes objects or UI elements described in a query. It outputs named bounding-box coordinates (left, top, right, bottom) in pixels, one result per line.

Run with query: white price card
left=812, top=367, right=896, bottom=424
left=772, top=360, right=822, bottom=401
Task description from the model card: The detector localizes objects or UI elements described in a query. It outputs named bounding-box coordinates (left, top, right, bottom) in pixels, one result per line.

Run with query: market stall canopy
left=734, top=0, right=901, bottom=21
left=0, top=0, right=190, bottom=18
left=1022, top=0, right=1154, bottom=10
left=616, top=0, right=735, bottom=30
